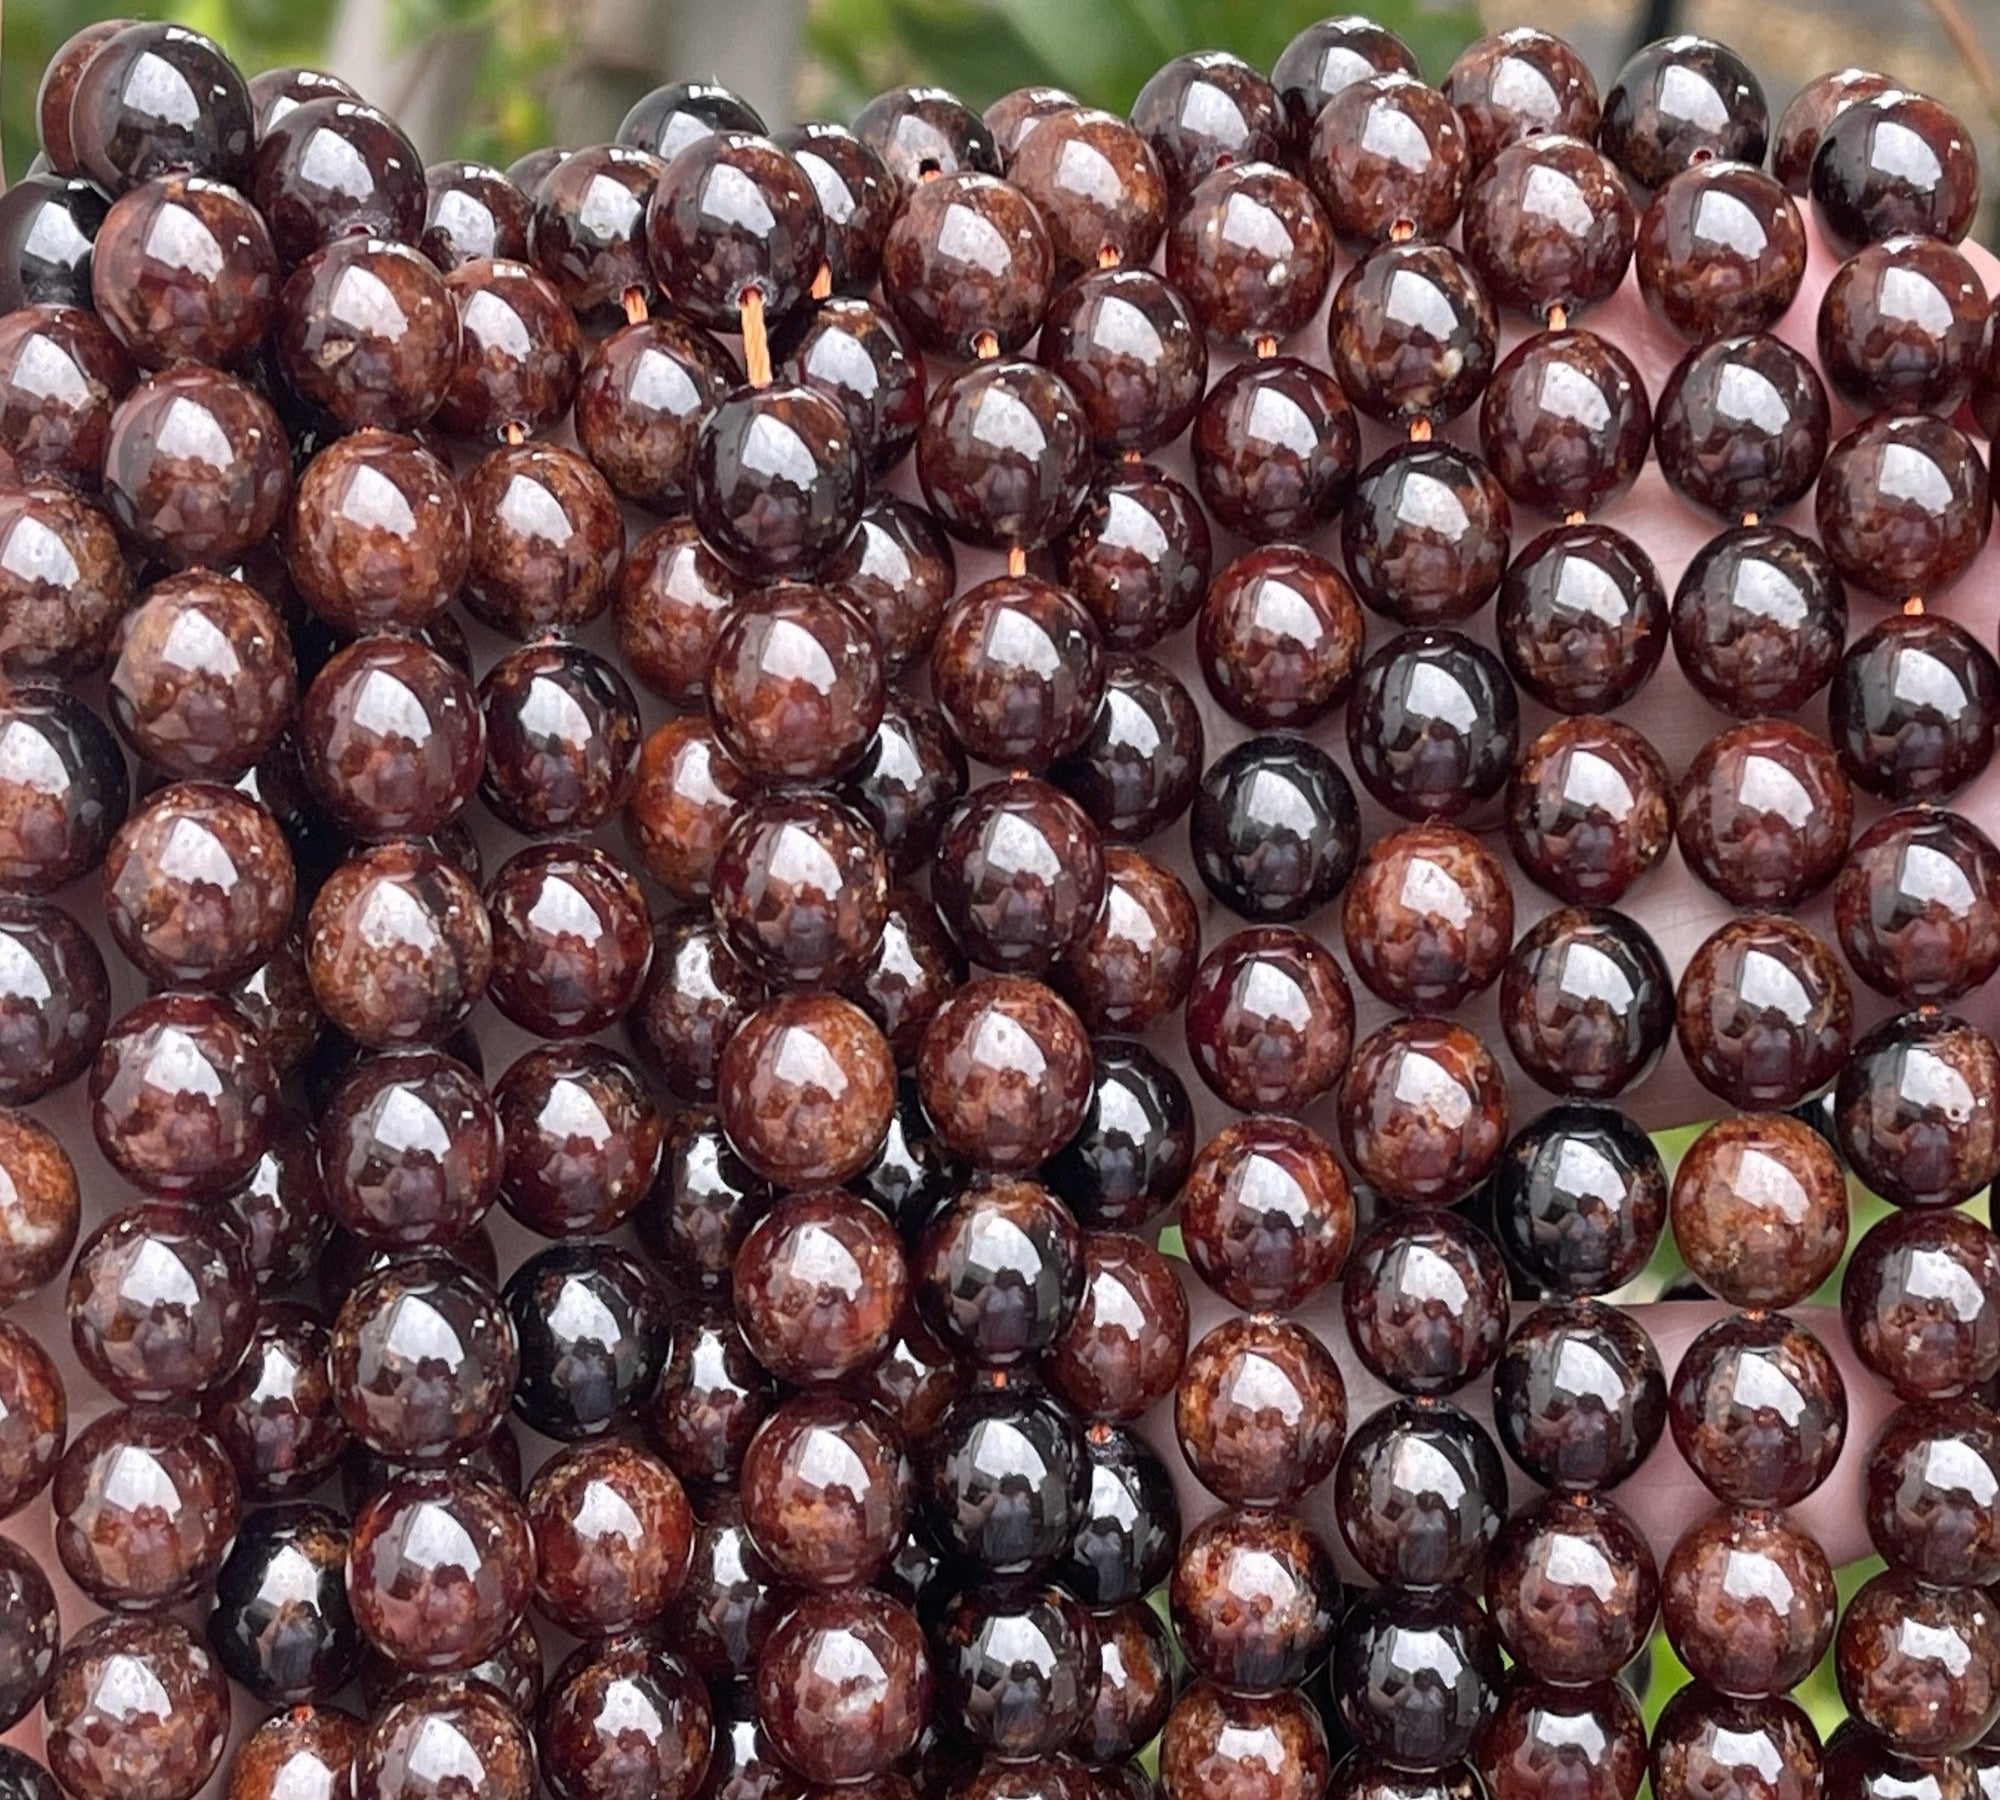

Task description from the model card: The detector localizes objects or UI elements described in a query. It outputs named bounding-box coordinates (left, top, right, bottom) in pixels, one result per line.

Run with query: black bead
left=503, top=1242, right=668, bottom=1440
left=1064, top=1422, right=1180, bottom=1607
left=207, top=1501, right=361, bottom=1704
left=919, top=1379, right=1086, bottom=1576
left=1490, top=1103, right=1668, bottom=1298
left=1040, top=1040, right=1195, bottom=1232
left=1191, top=735, right=1361, bottom=923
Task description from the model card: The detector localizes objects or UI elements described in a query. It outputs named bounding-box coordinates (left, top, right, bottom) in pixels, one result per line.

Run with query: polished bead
left=1603, top=35, right=1768, bottom=189
left=1810, top=90, right=1982, bottom=253
left=1184, top=925, right=1353, bottom=1115
left=1327, top=243, right=1496, bottom=428
left=1180, top=1117, right=1351, bottom=1313
left=1049, top=653, right=1203, bottom=845
left=712, top=792, right=888, bottom=990
left=1656, top=335, right=1829, bottom=520
left=1677, top=914, right=1853, bottom=1111
left=1161, top=1683, right=1329, bottom=1800
left=1479, top=329, right=1650, bottom=515
left=720, top=993, right=894, bottom=1187
left=1677, top=719, right=1853, bottom=908
left=917, top=976, right=1092, bottom=1173
left=477, top=643, right=639, bottom=836
left=1488, top=1489, right=1656, bottom=1684
left=1039, top=269, right=1203, bottom=456
left=1506, top=717, right=1673, bottom=906
left=250, top=97, right=421, bottom=264
left=1843, top=1207, right=2000, bottom=1400
left=1348, top=629, right=1517, bottom=823
left=461, top=440, right=622, bottom=636
left=1815, top=414, right=1990, bottom=599
left=422, top=159, right=529, bottom=270
left=1332, top=1584, right=1503, bottom=1770
left=1636, top=164, right=1807, bottom=341
left=208, top=1501, right=358, bottom=1703
left=1836, top=1009, right=2000, bottom=1209
left=623, top=716, right=754, bottom=904
left=1865, top=1397, right=2000, bottom=1583
left=1010, top=109, right=1167, bottom=285
left=355, top=1677, right=536, bottom=1800
left=436, top=257, right=579, bottom=438
left=1443, top=29, right=1601, bottom=169
left=779, top=122, right=894, bottom=295
left=1463, top=137, right=1634, bottom=317
left=527, top=1436, right=693, bottom=1635
left=1129, top=51, right=1285, bottom=200
left=1192, top=735, right=1358, bottom=925
left=1497, top=524, right=1666, bottom=714
left=1830, top=612, right=2000, bottom=802
left=1493, top=1103, right=1665, bottom=1297
left=1339, top=1017, right=1508, bottom=1205
left=1479, top=1678, right=1648, bottom=1800
left=1672, top=1113, right=1848, bottom=1310
left=1820, top=236, right=1986, bottom=414
left=0, top=177, right=111, bottom=317
left=881, top=171, right=1052, bottom=358
left=1837, top=1571, right=2000, bottom=1754
left=1494, top=1301, right=1666, bottom=1490
left=622, top=80, right=767, bottom=162
left=200, top=1300, right=347, bottom=1499
left=1660, top=1507, right=1836, bottom=1697
left=733, top=1188, right=905, bottom=1383
left=1059, top=463, right=1211, bottom=652
left=1670, top=1310, right=1847, bottom=1506
left=933, top=777, right=1104, bottom=975
left=1836, top=807, right=2000, bottom=1003
left=1175, top=1314, right=1345, bottom=1507
left=576, top=317, right=734, bottom=514
left=43, top=1616, right=229, bottom=1800
left=321, top=1048, right=498, bottom=1248
left=775, top=297, right=924, bottom=476
left=0, top=1116, right=81, bottom=1305
left=506, top=1243, right=665, bottom=1443
left=754, top=1588, right=930, bottom=1785
left=485, top=841, right=652, bottom=1036
left=1172, top=1504, right=1336, bottom=1691
left=1671, top=524, right=1845, bottom=715
left=1501, top=907, right=1671, bottom=1099
left=920, top=361, right=1089, bottom=553
left=1335, top=1397, right=1506, bottom=1589
left=1193, top=355, right=1358, bottom=541
left=1650, top=1685, right=1822, bottom=1800
left=538, top=1638, right=712, bottom=1800
left=1168, top=162, right=1332, bottom=348
left=1341, top=443, right=1510, bottom=628
left=1046, top=1234, right=1188, bottom=1423
left=0, top=302, right=132, bottom=492
left=934, top=1580, right=1098, bottom=1753
left=1054, top=848, right=1199, bottom=1038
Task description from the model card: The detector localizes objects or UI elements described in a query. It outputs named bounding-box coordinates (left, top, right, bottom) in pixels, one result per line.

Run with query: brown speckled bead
left=90, top=993, right=274, bottom=1195
left=1670, top=1311, right=1847, bottom=1507
left=881, top=171, right=1052, bottom=359
left=845, top=889, right=964, bottom=1065
left=1810, top=89, right=1982, bottom=254
left=460, top=441, right=622, bottom=638
left=1677, top=721, right=1853, bottom=909
left=1495, top=524, right=1667, bottom=715
left=1844, top=1207, right=2000, bottom=1400
left=494, top=1041, right=660, bottom=1235
left=1836, top=808, right=2000, bottom=1003
left=1775, top=69, right=1895, bottom=193
left=305, top=842, right=492, bottom=1049
left=1308, top=75, right=1470, bottom=251
left=248, top=96, right=420, bottom=264
left=91, top=174, right=274, bottom=368
left=286, top=429, right=468, bottom=635
left=103, top=781, right=294, bottom=988
left=1506, top=717, right=1673, bottom=907
left=919, top=362, right=1088, bottom=556
left=224, top=1705, right=365, bottom=1800
left=68, top=1200, right=255, bottom=1399
left=1443, top=28, right=1601, bottom=169
left=628, top=919, right=763, bottom=1106
left=348, top=1467, right=533, bottom=1672
left=527, top=1437, right=693, bottom=1635
left=276, top=237, right=457, bottom=431
left=436, top=257, right=580, bottom=438
left=1650, top=1687, right=1822, bottom=1800
left=624, top=716, right=753, bottom=905
left=1838, top=1571, right=2000, bottom=1754
left=1656, top=335, right=1830, bottom=521
left=1075, top=1598, right=1173, bottom=1766
left=1326, top=243, right=1497, bottom=429
left=529, top=142, right=665, bottom=320
left=357, top=1678, right=536, bottom=1800
left=1184, top=926, right=1353, bottom=1116
left=0, top=1114, right=80, bottom=1306
left=478, top=642, right=639, bottom=836
left=853, top=1305, right=965, bottom=1445
left=1831, top=613, right=1999, bottom=804
left=1479, top=329, right=1651, bottom=515
left=200, top=1301, right=348, bottom=1500
left=1008, top=109, right=1166, bottom=286
left=300, top=635, right=483, bottom=841
left=649, top=1302, right=773, bottom=1491
left=1494, top=1302, right=1666, bottom=1490
left=774, top=297, right=925, bottom=477
left=1602, top=35, right=1767, bottom=191
left=1050, top=653, right=1203, bottom=845
left=575, top=316, right=734, bottom=513
left=708, top=588, right=885, bottom=785
left=1129, top=49, right=1284, bottom=200
left=539, top=1638, right=712, bottom=1800
left=823, top=499, right=956, bottom=679
left=1866, top=1397, right=2000, bottom=1583
left=1671, top=526, right=1846, bottom=717
left=1172, top=1505, right=1337, bottom=1692
left=720, top=993, right=894, bottom=1188
left=1175, top=1314, right=1346, bottom=1507
left=1272, top=16, right=1420, bottom=147
left=1167, top=162, right=1332, bottom=349
left=1819, top=236, right=1986, bottom=415
left=612, top=520, right=739, bottom=706
left=1501, top=907, right=1671, bottom=1100
left=1046, top=1232, right=1188, bottom=1422
left=640, top=1111, right=773, bottom=1293
left=1661, top=1508, right=1836, bottom=1698
left=1815, top=415, right=1991, bottom=600
left=0, top=302, right=133, bottom=492
left=659, top=1490, right=783, bottom=1685
left=741, top=1392, right=910, bottom=1588
left=1487, top=1490, right=1657, bottom=1685
left=781, top=121, right=895, bottom=296
left=915, top=1179, right=1083, bottom=1367
left=0, top=689, right=127, bottom=895
left=1343, top=825, right=1512, bottom=1013
left=932, top=776, right=1103, bottom=976
left=423, top=159, right=530, bottom=270
left=1479, top=1679, right=1648, bottom=1800
left=1463, top=136, right=1634, bottom=318
left=712, top=792, right=888, bottom=991
left=1636, top=164, right=1806, bottom=342
left=1160, top=1682, right=1330, bottom=1800
left=835, top=706, right=965, bottom=890
left=0, top=485, right=134, bottom=678
left=1059, top=462, right=1210, bottom=654
left=1676, top=915, right=1852, bottom=1111
left=1197, top=544, right=1363, bottom=730
left=43, top=1616, right=229, bottom=1800
left=917, top=976, right=1092, bottom=1173
left=109, top=572, right=294, bottom=781
left=756, top=1588, right=930, bottom=1785
left=53, top=1404, right=238, bottom=1609
left=733, top=1189, right=906, bottom=1384
left=646, top=130, right=823, bottom=330
left=1193, top=355, right=1358, bottom=542
left=485, top=841, right=652, bottom=1036
left=1054, top=848, right=1199, bottom=1037
left=102, top=364, right=290, bottom=569
left=1342, top=1212, right=1508, bottom=1400
left=1180, top=1118, right=1351, bottom=1314
left=1339, top=1017, right=1508, bottom=1206
left=1671, top=1114, right=1848, bottom=1310
left=1836, top=1009, right=2000, bottom=1210
left=1038, top=269, right=1204, bottom=458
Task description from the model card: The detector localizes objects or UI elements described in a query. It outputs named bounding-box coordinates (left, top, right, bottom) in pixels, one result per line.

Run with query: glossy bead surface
left=208, top=1501, right=357, bottom=1702
left=1348, top=630, right=1517, bottom=823
left=1677, top=720, right=1853, bottom=908
left=200, top=1300, right=347, bottom=1500
left=846, top=889, right=963, bottom=1066
left=422, top=159, right=529, bottom=269
left=1603, top=35, right=1768, bottom=189
left=537, top=1639, right=712, bottom=1800
left=1671, top=525, right=1845, bottom=715
left=933, top=777, right=1104, bottom=975
left=1493, top=1302, right=1666, bottom=1490
left=917, top=976, right=1092, bottom=1173
left=485, top=842, right=652, bottom=1036
left=1047, top=1234, right=1189, bottom=1422
left=1636, top=164, right=1806, bottom=341
left=1496, top=525, right=1666, bottom=715
left=1193, top=355, right=1358, bottom=541
left=437, top=258, right=580, bottom=438
left=1343, top=1211, right=1510, bottom=1398
left=321, top=1048, right=499, bottom=1248
left=623, top=716, right=753, bottom=904
left=1039, top=269, right=1202, bottom=457
left=1493, top=1103, right=1666, bottom=1297
left=839, top=700, right=966, bottom=876
left=1676, top=914, right=1853, bottom=1110
left=712, top=792, right=888, bottom=990
left=1810, top=90, right=1982, bottom=252
left=1175, top=1314, right=1345, bottom=1507
left=1815, top=414, right=1990, bottom=599
left=1184, top=925, right=1353, bottom=1115
left=460, top=441, right=622, bottom=637
left=1341, top=443, right=1511, bottom=628
left=754, top=1588, right=930, bottom=1785
left=355, top=1677, right=536, bottom=1800
left=1500, top=906, right=1673, bottom=1100
left=1172, top=1504, right=1336, bottom=1692
left=1339, top=1017, right=1508, bottom=1206
left=1836, top=808, right=2000, bottom=1003
left=1505, top=717, right=1672, bottom=907
left=1332, top=1584, right=1503, bottom=1771
left=1161, top=1683, right=1330, bottom=1800
left=933, top=1581, right=1098, bottom=1754
left=505, top=1243, right=664, bottom=1443
left=1327, top=244, right=1495, bottom=430
left=1842, top=1208, right=2000, bottom=1399
left=1443, top=28, right=1601, bottom=168
left=1837, top=1571, right=2000, bottom=1754
left=1335, top=1397, right=1506, bottom=1590
left=1836, top=1009, right=2000, bottom=1209
left=1649, top=1686, right=1822, bottom=1800
left=733, top=1188, right=905, bottom=1383
left=1463, top=137, right=1634, bottom=317
left=1308, top=75, right=1468, bottom=251
left=1192, top=735, right=1358, bottom=925
left=1656, top=335, right=1828, bottom=520
left=1671, top=1113, right=1849, bottom=1310
left=1009, top=110, right=1167, bottom=285
left=1669, top=1311, right=1847, bottom=1506
left=347, top=1467, right=533, bottom=1672
left=43, top=1616, right=229, bottom=1800
left=1488, top=1490, right=1657, bottom=1684
left=882, top=171, right=1051, bottom=359
left=1180, top=1116, right=1352, bottom=1313
left=1865, top=1397, right=2000, bottom=1583
left=916, top=1178, right=1083, bottom=1367
left=1660, top=1507, right=1837, bottom=1698
left=1167, top=162, right=1331, bottom=349
left=277, top=237, right=456, bottom=430
left=1479, top=1679, right=1648, bottom=1800
left=1060, top=464, right=1210, bottom=653
left=1830, top=613, right=2000, bottom=803
left=526, top=1437, right=693, bottom=1635
left=478, top=644, right=639, bottom=837
left=720, top=993, right=894, bottom=1187
left=1054, top=847, right=1199, bottom=1038
left=0, top=1118, right=81, bottom=1305
left=1129, top=51, right=1286, bottom=199
left=1820, top=236, right=1986, bottom=414
left=780, top=122, right=894, bottom=294
left=1479, top=329, right=1650, bottom=515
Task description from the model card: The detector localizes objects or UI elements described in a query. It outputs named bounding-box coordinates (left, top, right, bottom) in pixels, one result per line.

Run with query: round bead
left=1463, top=137, right=1634, bottom=317
left=931, top=575, right=1102, bottom=770
left=1810, top=90, right=1981, bottom=253
left=1493, top=1103, right=1666, bottom=1297
left=1175, top=1315, right=1345, bottom=1507
left=1049, top=653, right=1204, bottom=843
left=1308, top=74, right=1469, bottom=251
left=881, top=171, right=1052, bottom=358
left=0, top=1115, right=82, bottom=1302
left=920, top=361, right=1089, bottom=554
left=1193, top=355, right=1358, bottom=541
left=1335, top=1397, right=1506, bottom=1589
left=778, top=122, right=893, bottom=295
left=1129, top=51, right=1285, bottom=199
left=1332, top=1585, right=1503, bottom=1770
left=1341, top=825, right=1511, bottom=1011
left=1273, top=15, right=1420, bottom=145
left=622, top=716, right=751, bottom=903
left=1326, top=243, right=1497, bottom=428
left=1180, top=1117, right=1353, bottom=1312
left=526, top=1437, right=693, bottom=1634
left=1008, top=109, right=1166, bottom=285
left=1342, top=1210, right=1512, bottom=1397
left=1844, top=1207, right=2000, bottom=1400
left=1192, top=735, right=1359, bottom=924
left=1865, top=1398, right=2000, bottom=1584
left=733, top=1188, right=905, bottom=1383
left=694, top=381, right=862, bottom=580
left=1672, top=1113, right=1849, bottom=1310
left=1636, top=164, right=1807, bottom=341
left=1339, top=1017, right=1508, bottom=1206
left=1656, top=334, right=1829, bottom=519
left=576, top=317, right=734, bottom=514
left=1479, top=329, right=1651, bottom=515
left=537, top=1640, right=711, bottom=1800
left=917, top=976, right=1092, bottom=1173
left=1443, top=29, right=1601, bottom=168
left=436, top=257, right=580, bottom=438
left=1820, top=236, right=1987, bottom=414
left=207, top=1502, right=357, bottom=1703
left=484, top=842, right=651, bottom=1037
left=422, top=159, right=529, bottom=269
left=43, top=1616, right=229, bottom=1800
left=1037, top=269, right=1204, bottom=457
left=1602, top=35, right=1769, bottom=190
left=713, top=792, right=888, bottom=989
left=1480, top=1679, right=1649, bottom=1800
left=1198, top=544, right=1363, bottom=730
left=646, top=130, right=822, bottom=329
left=755, top=1589, right=931, bottom=1785
left=321, top=1048, right=499, bottom=1247
left=1340, top=442, right=1511, bottom=627
left=1830, top=612, right=2000, bottom=802
left=916, top=1179, right=1082, bottom=1368
left=1677, top=719, right=1853, bottom=908
left=357, top=1678, right=536, bottom=1800
left=918, top=1379, right=1084, bottom=1576
left=1815, top=414, right=1990, bottom=599
left=250, top=97, right=421, bottom=265
left=506, top=1243, right=665, bottom=1443
left=1497, top=524, right=1667, bottom=714
left=1507, top=716, right=1674, bottom=906
left=1347, top=629, right=1518, bottom=822
left=1671, top=524, right=1846, bottom=715
left=1488, top=1490, right=1658, bottom=1684
left=0, top=302, right=133, bottom=492
left=720, top=993, right=894, bottom=1187
left=1052, top=848, right=1200, bottom=1038
left=1836, top=1009, right=2000, bottom=1209
left=1660, top=1507, right=1836, bottom=1697
left=1835, top=807, right=2000, bottom=1002
left=1675, top=914, right=1852, bottom=1110
left=1493, top=1301, right=1666, bottom=1490
left=775, top=296, right=924, bottom=477
left=277, top=237, right=457, bottom=430
left=460, top=441, right=622, bottom=637
left=1836, top=1571, right=2000, bottom=1754
left=1650, top=1686, right=1822, bottom=1800
left=932, top=777, right=1104, bottom=974
left=1669, top=1311, right=1848, bottom=1506
left=1045, top=1232, right=1188, bottom=1421
left=1172, top=1506, right=1337, bottom=1691
left=1184, top=925, right=1354, bottom=1114
left=1059, top=463, right=1211, bottom=653
left=1167, top=162, right=1331, bottom=348
left=90, top=173, right=273, bottom=368
left=933, top=1581, right=1098, bottom=1756
left=838, top=698, right=965, bottom=874
left=1501, top=906, right=1672, bottom=1099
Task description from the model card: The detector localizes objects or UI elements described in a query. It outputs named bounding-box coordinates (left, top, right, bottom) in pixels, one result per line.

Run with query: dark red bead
left=919, top=359, right=1089, bottom=552
left=1636, top=163, right=1807, bottom=342
left=1506, top=716, right=1674, bottom=906
left=881, top=172, right=1052, bottom=358
left=778, top=122, right=894, bottom=296
left=1836, top=807, right=2000, bottom=1003
left=1008, top=109, right=1167, bottom=285
left=1602, top=35, right=1769, bottom=190
left=1184, top=925, right=1353, bottom=1115
left=1167, top=162, right=1332, bottom=348
left=1479, top=328, right=1651, bottom=515
left=1677, top=719, right=1853, bottom=908
left=1670, top=524, right=1846, bottom=715
left=931, top=575, right=1103, bottom=769
left=1193, top=354, right=1358, bottom=541
left=1347, top=629, right=1518, bottom=823
left=1128, top=51, right=1285, bottom=200
left=1175, top=1314, right=1346, bottom=1507
left=575, top=317, right=735, bottom=514
left=1842, top=1208, right=2000, bottom=1400
left=1488, top=1490, right=1657, bottom=1684
left=1496, top=524, right=1667, bottom=714
left=250, top=97, right=422, bottom=266
left=1327, top=243, right=1496, bottom=429
left=1830, top=612, right=2000, bottom=802
left=1676, top=914, right=1852, bottom=1110
left=1655, top=334, right=1829, bottom=520
left=1444, top=28, right=1601, bottom=168
left=1038, top=269, right=1204, bottom=457
left=1197, top=544, right=1363, bottom=730
left=1342, top=1210, right=1512, bottom=1397
left=1463, top=136, right=1634, bottom=318
left=1836, top=1009, right=2000, bottom=1210
left=1816, top=414, right=1990, bottom=600
left=1494, top=1301, right=1666, bottom=1490
left=1670, top=1311, right=1848, bottom=1506
left=1810, top=90, right=1982, bottom=253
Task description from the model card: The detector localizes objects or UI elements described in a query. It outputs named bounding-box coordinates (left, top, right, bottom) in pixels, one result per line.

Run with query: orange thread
left=1097, top=242, right=1121, bottom=269
left=501, top=421, right=526, bottom=446
left=973, top=329, right=1000, bottom=360
left=621, top=286, right=649, bottom=325
left=1408, top=417, right=1433, bottom=443
left=1904, top=595, right=1927, bottom=615
left=740, top=287, right=772, bottom=388
left=1546, top=302, right=1568, bottom=330
left=810, top=263, right=832, bottom=300
left=1388, top=218, right=1416, bottom=242
left=1741, top=510, right=1760, bottom=528
left=1563, top=509, right=1587, bottom=527
left=1253, top=333, right=1278, bottom=358
left=1006, top=546, right=1028, bottom=576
